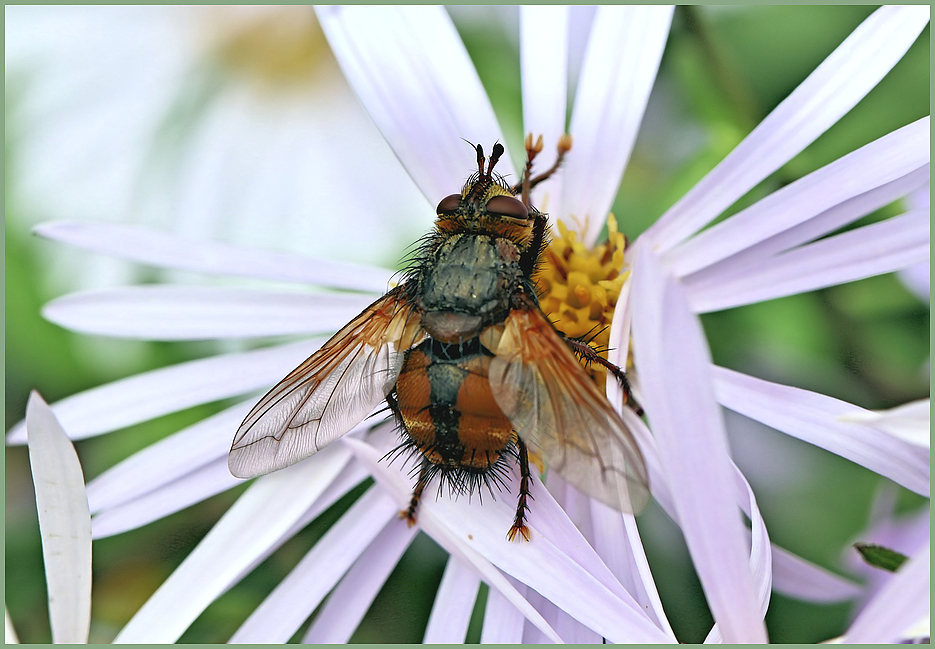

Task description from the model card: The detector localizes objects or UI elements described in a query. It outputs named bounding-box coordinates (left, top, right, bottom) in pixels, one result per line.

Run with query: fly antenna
left=487, top=142, right=504, bottom=179
left=475, top=144, right=486, bottom=179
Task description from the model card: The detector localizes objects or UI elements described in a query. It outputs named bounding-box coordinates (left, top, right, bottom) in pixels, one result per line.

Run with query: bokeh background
left=5, top=6, right=929, bottom=643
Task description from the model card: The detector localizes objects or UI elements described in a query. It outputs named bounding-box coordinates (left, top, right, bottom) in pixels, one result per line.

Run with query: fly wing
left=229, top=286, right=425, bottom=479
left=487, top=307, right=650, bottom=513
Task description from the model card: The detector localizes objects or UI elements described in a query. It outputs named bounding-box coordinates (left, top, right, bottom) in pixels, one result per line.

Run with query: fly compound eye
left=436, top=193, right=462, bottom=215
left=485, top=195, right=529, bottom=220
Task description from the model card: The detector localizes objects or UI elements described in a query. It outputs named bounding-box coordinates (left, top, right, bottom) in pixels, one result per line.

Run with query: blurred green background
left=5, top=6, right=929, bottom=644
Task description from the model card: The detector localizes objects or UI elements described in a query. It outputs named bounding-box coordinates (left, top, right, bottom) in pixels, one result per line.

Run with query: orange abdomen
left=394, top=338, right=513, bottom=471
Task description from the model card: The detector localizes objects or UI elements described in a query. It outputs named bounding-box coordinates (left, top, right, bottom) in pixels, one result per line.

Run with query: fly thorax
left=419, top=234, right=521, bottom=341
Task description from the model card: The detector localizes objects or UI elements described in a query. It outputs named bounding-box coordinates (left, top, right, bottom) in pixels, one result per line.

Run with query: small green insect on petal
left=854, top=542, right=909, bottom=573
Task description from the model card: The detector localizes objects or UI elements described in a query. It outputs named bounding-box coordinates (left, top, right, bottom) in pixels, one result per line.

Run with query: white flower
left=6, top=5, right=929, bottom=643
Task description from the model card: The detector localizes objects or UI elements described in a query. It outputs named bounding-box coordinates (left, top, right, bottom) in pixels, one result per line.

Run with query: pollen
left=536, top=214, right=629, bottom=381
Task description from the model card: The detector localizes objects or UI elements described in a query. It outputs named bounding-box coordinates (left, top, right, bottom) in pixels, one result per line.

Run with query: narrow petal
left=113, top=445, right=350, bottom=643
left=480, top=579, right=527, bottom=644
left=317, top=5, right=513, bottom=203
left=681, top=162, right=930, bottom=293
left=342, top=437, right=672, bottom=643
left=713, top=366, right=929, bottom=496
left=630, top=245, right=766, bottom=643
left=25, top=392, right=92, bottom=644
left=560, top=6, right=673, bottom=245
left=520, top=6, right=569, bottom=211
left=423, top=557, right=482, bottom=643
left=667, top=117, right=930, bottom=278
left=43, top=286, right=373, bottom=340
left=91, top=458, right=240, bottom=539
left=230, top=485, right=398, bottom=643
left=86, top=401, right=252, bottom=513
left=5, top=608, right=18, bottom=644
left=686, top=209, right=930, bottom=313
left=6, top=338, right=322, bottom=444
left=771, top=545, right=862, bottom=603
left=34, top=221, right=394, bottom=293
left=644, top=6, right=930, bottom=252
left=839, top=399, right=930, bottom=448
left=843, top=540, right=930, bottom=643
left=302, top=520, right=417, bottom=643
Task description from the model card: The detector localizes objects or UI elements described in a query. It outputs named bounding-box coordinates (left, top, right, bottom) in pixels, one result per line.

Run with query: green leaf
left=854, top=542, right=909, bottom=573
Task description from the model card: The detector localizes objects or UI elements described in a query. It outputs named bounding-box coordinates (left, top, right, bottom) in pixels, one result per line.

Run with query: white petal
left=424, top=557, right=482, bottom=643
left=34, top=221, right=394, bottom=293
left=480, top=580, right=527, bottom=644
left=644, top=6, right=931, bottom=252
left=43, top=285, right=374, bottom=340
left=843, top=540, right=930, bottom=643
left=713, top=366, right=929, bottom=496
left=560, top=6, right=673, bottom=245
left=5, top=608, right=18, bottom=645
left=302, top=519, right=417, bottom=644
left=771, top=545, right=862, bottom=603
left=113, top=445, right=350, bottom=643
left=230, top=486, right=397, bottom=643
left=91, top=458, right=240, bottom=539
left=681, top=162, right=930, bottom=293
left=6, top=338, right=323, bottom=444
left=342, top=437, right=672, bottom=643
left=317, top=6, right=513, bottom=202
left=86, top=401, right=252, bottom=514
left=686, top=208, right=930, bottom=313
left=520, top=6, right=569, bottom=211
left=630, top=245, right=766, bottom=642
left=839, top=399, right=930, bottom=448
left=25, top=392, right=92, bottom=644
left=704, top=467, right=772, bottom=644
left=667, top=117, right=930, bottom=278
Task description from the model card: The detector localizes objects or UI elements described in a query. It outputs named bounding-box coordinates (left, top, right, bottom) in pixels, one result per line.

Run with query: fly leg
left=507, top=437, right=534, bottom=542
left=401, top=458, right=431, bottom=527
left=562, top=336, right=644, bottom=417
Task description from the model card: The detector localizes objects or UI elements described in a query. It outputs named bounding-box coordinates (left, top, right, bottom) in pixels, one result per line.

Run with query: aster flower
left=6, top=5, right=929, bottom=643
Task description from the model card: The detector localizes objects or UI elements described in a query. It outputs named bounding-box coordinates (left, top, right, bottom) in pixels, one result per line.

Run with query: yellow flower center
left=207, top=8, right=331, bottom=92
left=535, top=214, right=629, bottom=382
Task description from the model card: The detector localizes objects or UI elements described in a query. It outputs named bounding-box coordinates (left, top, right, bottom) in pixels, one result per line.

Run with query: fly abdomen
left=394, top=337, right=513, bottom=472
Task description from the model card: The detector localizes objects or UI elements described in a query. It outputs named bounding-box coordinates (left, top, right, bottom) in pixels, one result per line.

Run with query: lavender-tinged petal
left=560, top=6, right=673, bottom=245
left=644, top=6, right=930, bottom=252
left=91, top=458, right=240, bottom=539
left=86, top=401, right=252, bottom=513
left=230, top=485, right=398, bottom=643
left=316, top=5, right=513, bottom=203
left=113, top=445, right=350, bottom=643
left=480, top=578, right=527, bottom=644
left=772, top=545, right=862, bottom=603
left=843, top=540, right=930, bottom=643
left=712, top=366, right=929, bottom=496
left=423, top=557, right=482, bottom=643
left=343, top=436, right=671, bottom=643
left=665, top=118, right=929, bottom=277
left=25, top=393, right=92, bottom=644
left=43, top=286, right=373, bottom=340
left=303, top=519, right=417, bottom=644
left=630, top=245, right=766, bottom=643
left=520, top=6, right=569, bottom=211
left=681, top=162, right=930, bottom=292
left=34, top=221, right=394, bottom=293
left=6, top=338, right=322, bottom=444
left=839, top=399, right=930, bottom=448
left=686, top=208, right=930, bottom=313
left=705, top=466, right=772, bottom=643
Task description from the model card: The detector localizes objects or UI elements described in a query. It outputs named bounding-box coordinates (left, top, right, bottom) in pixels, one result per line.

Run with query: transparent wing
left=229, top=287, right=425, bottom=479
left=488, top=307, right=650, bottom=513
